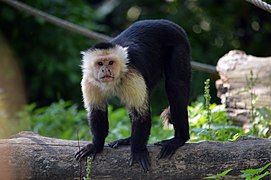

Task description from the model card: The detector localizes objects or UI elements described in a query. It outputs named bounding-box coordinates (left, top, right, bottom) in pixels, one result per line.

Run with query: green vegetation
left=204, top=78, right=212, bottom=130
left=204, top=168, right=232, bottom=179
left=239, top=70, right=271, bottom=138
left=14, top=98, right=258, bottom=143
left=14, top=75, right=270, bottom=143
left=85, top=156, right=92, bottom=180
left=240, top=162, right=271, bottom=180
left=18, top=100, right=89, bottom=140
left=205, top=162, right=271, bottom=180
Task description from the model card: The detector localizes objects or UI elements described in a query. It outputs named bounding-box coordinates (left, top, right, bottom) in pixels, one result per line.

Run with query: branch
left=0, top=0, right=217, bottom=74
left=1, top=131, right=271, bottom=179
left=191, top=61, right=217, bottom=74
left=0, top=0, right=111, bottom=41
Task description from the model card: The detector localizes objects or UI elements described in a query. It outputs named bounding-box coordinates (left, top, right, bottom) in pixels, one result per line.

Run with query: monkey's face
left=94, top=58, right=121, bottom=83
left=82, top=45, right=129, bottom=85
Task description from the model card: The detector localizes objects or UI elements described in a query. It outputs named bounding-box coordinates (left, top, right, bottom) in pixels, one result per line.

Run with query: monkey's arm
left=129, top=108, right=151, bottom=172
left=75, top=78, right=108, bottom=161
left=75, top=107, right=108, bottom=161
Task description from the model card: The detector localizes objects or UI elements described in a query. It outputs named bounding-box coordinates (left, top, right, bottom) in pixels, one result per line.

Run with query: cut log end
left=216, top=50, right=271, bottom=124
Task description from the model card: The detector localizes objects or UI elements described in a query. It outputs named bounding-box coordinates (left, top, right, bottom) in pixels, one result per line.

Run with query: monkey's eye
left=108, top=61, right=114, bottom=65
left=97, top=62, right=103, bottom=66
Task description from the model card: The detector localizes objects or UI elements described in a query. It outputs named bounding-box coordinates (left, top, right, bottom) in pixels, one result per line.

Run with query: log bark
left=0, top=131, right=271, bottom=179
left=216, top=50, right=271, bottom=124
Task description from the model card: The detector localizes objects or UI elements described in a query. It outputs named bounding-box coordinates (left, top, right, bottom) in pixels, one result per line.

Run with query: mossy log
left=0, top=131, right=271, bottom=179
left=216, top=50, right=271, bottom=124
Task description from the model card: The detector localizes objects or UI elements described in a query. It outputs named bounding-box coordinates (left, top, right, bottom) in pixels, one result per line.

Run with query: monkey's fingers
left=129, top=156, right=135, bottom=167
left=154, top=139, right=171, bottom=146
left=129, top=150, right=150, bottom=172
left=157, top=145, right=174, bottom=159
left=108, top=137, right=131, bottom=149
left=75, top=148, right=89, bottom=161
left=157, top=137, right=186, bottom=159
left=75, top=143, right=95, bottom=161
left=108, top=141, right=120, bottom=149
left=153, top=142, right=162, bottom=146
left=140, top=156, right=150, bottom=172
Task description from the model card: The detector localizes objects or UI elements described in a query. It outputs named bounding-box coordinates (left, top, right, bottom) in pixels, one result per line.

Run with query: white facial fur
left=81, top=45, right=129, bottom=77
left=81, top=44, right=148, bottom=113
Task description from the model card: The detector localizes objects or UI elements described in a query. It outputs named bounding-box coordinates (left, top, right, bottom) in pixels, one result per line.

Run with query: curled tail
left=160, top=107, right=172, bottom=128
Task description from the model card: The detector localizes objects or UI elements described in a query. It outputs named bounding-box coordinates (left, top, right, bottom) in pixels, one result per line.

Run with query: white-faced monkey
left=75, top=19, right=191, bottom=172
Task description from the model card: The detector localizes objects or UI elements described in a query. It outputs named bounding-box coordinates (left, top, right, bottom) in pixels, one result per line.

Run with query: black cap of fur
left=92, top=42, right=115, bottom=50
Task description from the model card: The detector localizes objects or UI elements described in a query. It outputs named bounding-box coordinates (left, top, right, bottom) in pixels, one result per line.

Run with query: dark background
left=1, top=0, right=270, bottom=115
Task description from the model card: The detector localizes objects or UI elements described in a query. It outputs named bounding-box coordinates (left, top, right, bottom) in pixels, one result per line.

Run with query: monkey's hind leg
left=108, top=137, right=131, bottom=149
left=155, top=45, right=191, bottom=159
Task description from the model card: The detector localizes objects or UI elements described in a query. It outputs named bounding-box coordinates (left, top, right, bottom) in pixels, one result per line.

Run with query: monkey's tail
left=160, top=107, right=172, bottom=128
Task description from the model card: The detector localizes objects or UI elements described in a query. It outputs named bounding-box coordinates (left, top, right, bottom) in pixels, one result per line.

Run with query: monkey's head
left=81, top=43, right=129, bottom=84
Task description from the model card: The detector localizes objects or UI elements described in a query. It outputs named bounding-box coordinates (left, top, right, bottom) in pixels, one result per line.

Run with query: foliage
left=17, top=98, right=245, bottom=143
left=204, top=78, right=211, bottom=129
left=1, top=0, right=271, bottom=110
left=0, top=0, right=99, bottom=106
left=16, top=100, right=173, bottom=143
left=240, top=162, right=271, bottom=180
left=15, top=75, right=269, bottom=142
left=253, top=108, right=271, bottom=138
left=205, top=162, right=271, bottom=179
left=238, top=70, right=271, bottom=138
left=84, top=156, right=92, bottom=180
left=189, top=98, right=244, bottom=142
left=204, top=168, right=232, bottom=179
left=18, top=100, right=90, bottom=140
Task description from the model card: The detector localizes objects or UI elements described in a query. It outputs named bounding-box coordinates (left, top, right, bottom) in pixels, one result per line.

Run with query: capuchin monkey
left=75, top=19, right=191, bottom=172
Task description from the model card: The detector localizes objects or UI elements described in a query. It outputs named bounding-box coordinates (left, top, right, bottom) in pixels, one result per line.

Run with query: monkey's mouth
left=100, top=75, right=114, bottom=82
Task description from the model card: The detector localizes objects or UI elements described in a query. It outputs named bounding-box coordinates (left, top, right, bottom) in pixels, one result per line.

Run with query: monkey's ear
left=115, top=45, right=129, bottom=65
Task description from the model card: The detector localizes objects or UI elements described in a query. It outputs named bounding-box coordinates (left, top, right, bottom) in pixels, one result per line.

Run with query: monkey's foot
left=108, top=137, right=131, bottom=149
left=130, top=149, right=150, bottom=172
left=154, top=137, right=185, bottom=159
left=75, top=143, right=101, bottom=161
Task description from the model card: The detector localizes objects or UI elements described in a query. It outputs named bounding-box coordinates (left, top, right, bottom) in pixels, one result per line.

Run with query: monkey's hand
left=154, top=137, right=185, bottom=159
left=75, top=143, right=103, bottom=161
left=130, top=149, right=150, bottom=172
left=108, top=137, right=131, bottom=149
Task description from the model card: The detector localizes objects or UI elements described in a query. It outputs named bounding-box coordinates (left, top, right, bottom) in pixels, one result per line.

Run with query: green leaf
left=204, top=168, right=232, bottom=179
left=241, top=162, right=271, bottom=176
left=240, top=162, right=271, bottom=179
left=251, top=171, right=270, bottom=180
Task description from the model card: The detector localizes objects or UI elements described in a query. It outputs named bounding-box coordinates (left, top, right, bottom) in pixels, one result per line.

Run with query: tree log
left=216, top=50, right=271, bottom=124
left=0, top=131, right=271, bottom=179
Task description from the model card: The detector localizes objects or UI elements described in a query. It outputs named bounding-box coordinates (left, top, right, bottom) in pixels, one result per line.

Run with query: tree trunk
left=216, top=50, right=271, bottom=124
left=0, top=131, right=271, bottom=179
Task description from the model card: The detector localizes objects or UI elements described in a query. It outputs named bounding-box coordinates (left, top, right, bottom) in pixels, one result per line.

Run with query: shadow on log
left=0, top=131, right=271, bottom=179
